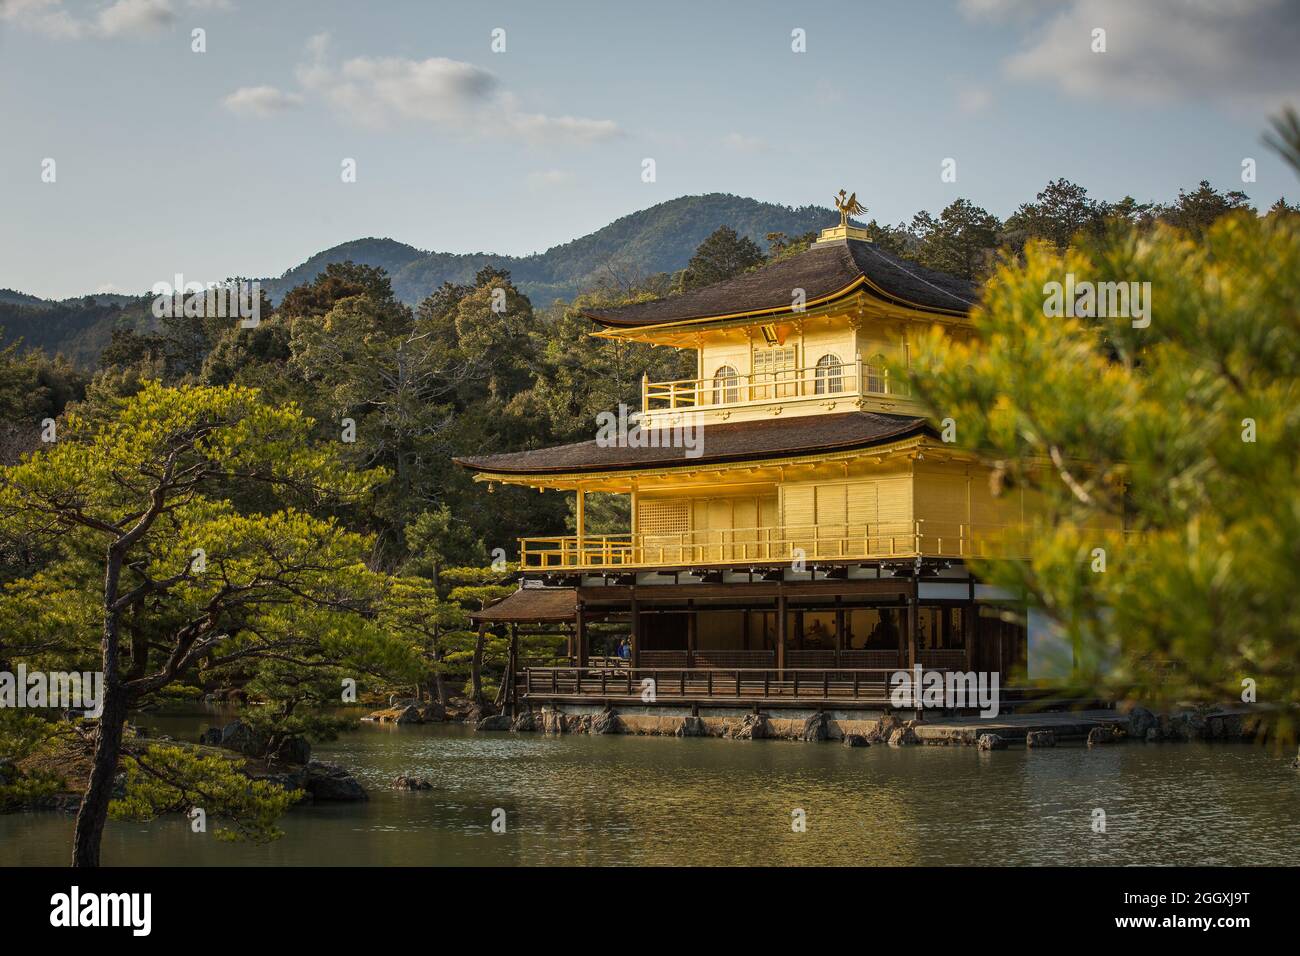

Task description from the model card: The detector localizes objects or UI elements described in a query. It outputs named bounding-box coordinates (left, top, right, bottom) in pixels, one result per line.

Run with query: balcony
left=641, top=357, right=912, bottom=418
left=519, top=521, right=1029, bottom=570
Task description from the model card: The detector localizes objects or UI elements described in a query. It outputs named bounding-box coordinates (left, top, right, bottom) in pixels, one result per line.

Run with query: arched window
left=712, top=365, right=740, bottom=405
left=865, top=353, right=888, bottom=394
left=814, top=353, right=843, bottom=394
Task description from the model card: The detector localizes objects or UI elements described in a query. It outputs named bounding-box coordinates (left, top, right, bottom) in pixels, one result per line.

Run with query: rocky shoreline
left=468, top=703, right=1266, bottom=749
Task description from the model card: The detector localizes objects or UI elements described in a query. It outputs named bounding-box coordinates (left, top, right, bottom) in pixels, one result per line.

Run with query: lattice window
left=638, top=499, right=690, bottom=536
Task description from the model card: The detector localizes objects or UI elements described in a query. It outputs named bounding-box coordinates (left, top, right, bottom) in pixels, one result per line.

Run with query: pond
left=2, top=707, right=1296, bottom=866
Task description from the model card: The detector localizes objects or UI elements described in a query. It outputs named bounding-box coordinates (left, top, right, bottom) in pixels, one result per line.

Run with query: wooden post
left=686, top=599, right=696, bottom=667
left=776, top=589, right=787, bottom=679
left=741, top=610, right=750, bottom=650
left=629, top=587, right=640, bottom=668
left=575, top=602, right=587, bottom=668
left=835, top=603, right=845, bottom=664
left=575, top=487, right=585, bottom=565
left=507, top=627, right=519, bottom=718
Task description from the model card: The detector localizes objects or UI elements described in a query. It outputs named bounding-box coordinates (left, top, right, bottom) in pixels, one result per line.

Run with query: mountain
left=261, top=194, right=842, bottom=306
left=2, top=193, right=843, bottom=364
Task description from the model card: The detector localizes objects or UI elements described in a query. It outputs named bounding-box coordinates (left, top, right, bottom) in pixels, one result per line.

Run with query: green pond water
left=1, top=706, right=1297, bottom=866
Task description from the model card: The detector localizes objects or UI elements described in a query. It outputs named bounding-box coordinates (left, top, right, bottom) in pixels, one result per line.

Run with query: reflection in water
left=2, top=709, right=1296, bottom=866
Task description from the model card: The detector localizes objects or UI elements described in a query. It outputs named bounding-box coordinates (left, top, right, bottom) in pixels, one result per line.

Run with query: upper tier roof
left=582, top=237, right=978, bottom=328
left=455, top=411, right=931, bottom=476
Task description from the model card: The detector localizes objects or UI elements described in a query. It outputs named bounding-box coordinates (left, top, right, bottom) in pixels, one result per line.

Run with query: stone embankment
left=471, top=703, right=1263, bottom=749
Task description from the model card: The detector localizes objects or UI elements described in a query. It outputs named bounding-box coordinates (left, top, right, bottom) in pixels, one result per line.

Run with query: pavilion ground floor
left=477, top=562, right=1067, bottom=714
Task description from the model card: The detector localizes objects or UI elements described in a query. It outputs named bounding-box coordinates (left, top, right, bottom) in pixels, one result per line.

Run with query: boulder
left=266, top=734, right=312, bottom=765
left=1170, top=710, right=1208, bottom=741
left=1291, top=747, right=1300, bottom=771
left=1026, top=730, right=1056, bottom=748
left=1126, top=706, right=1157, bottom=739
left=394, top=775, right=433, bottom=791
left=800, top=712, right=828, bottom=743
left=510, top=711, right=539, bottom=733
left=394, top=704, right=423, bottom=725
left=976, top=733, right=1005, bottom=751
left=541, top=710, right=565, bottom=735
left=563, top=714, right=593, bottom=734
left=475, top=714, right=512, bottom=732
left=1086, top=726, right=1121, bottom=748
left=1145, top=727, right=1161, bottom=743
left=219, top=719, right=268, bottom=757
left=888, top=723, right=919, bottom=747
left=198, top=726, right=223, bottom=746
left=420, top=701, right=447, bottom=722
left=868, top=714, right=902, bottom=744
left=302, top=761, right=368, bottom=802
left=590, top=707, right=621, bottom=735
left=730, top=713, right=768, bottom=740
left=841, top=734, right=870, bottom=748
left=675, top=716, right=707, bottom=737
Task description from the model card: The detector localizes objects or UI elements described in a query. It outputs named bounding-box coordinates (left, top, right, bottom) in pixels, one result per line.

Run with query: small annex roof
left=469, top=586, right=577, bottom=623
left=581, top=237, right=978, bottom=329
left=454, top=411, right=932, bottom=477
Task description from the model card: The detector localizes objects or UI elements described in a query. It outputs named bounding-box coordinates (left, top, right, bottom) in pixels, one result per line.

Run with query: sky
left=2, top=0, right=1298, bottom=299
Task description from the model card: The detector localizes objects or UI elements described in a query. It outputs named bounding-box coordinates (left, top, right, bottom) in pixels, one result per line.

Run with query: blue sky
left=2, top=0, right=1297, bottom=298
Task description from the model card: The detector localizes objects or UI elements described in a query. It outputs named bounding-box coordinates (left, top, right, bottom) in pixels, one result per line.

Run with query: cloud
left=957, top=86, right=993, bottom=114
left=721, top=132, right=769, bottom=153
left=980, top=0, right=1300, bottom=112
left=222, top=85, right=304, bottom=117
left=281, top=32, right=620, bottom=144
left=98, top=0, right=174, bottom=35
left=526, top=169, right=576, bottom=190
left=1, top=0, right=199, bottom=38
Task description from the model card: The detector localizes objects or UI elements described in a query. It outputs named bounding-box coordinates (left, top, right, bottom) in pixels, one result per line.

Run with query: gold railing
left=519, top=521, right=1031, bottom=570
left=642, top=358, right=910, bottom=413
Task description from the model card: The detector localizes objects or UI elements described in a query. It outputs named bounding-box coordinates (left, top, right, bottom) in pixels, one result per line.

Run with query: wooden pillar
left=629, top=587, right=639, bottom=668
left=741, top=610, right=750, bottom=650
left=686, top=599, right=696, bottom=667
left=575, top=487, right=585, bottom=560
left=837, top=606, right=847, bottom=665
left=964, top=602, right=974, bottom=671
left=507, top=626, right=519, bottom=717
left=574, top=602, right=587, bottom=668
left=907, top=580, right=920, bottom=670
left=776, top=589, right=787, bottom=678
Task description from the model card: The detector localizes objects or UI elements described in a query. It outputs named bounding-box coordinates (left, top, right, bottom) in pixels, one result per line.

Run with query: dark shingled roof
left=470, top=587, right=576, bottom=623
left=582, top=238, right=978, bottom=328
left=455, top=411, right=931, bottom=476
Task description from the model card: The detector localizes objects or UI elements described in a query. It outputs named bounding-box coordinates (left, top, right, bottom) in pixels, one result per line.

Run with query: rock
left=1291, top=747, right=1300, bottom=771
left=541, top=710, right=565, bottom=735
left=1145, top=727, right=1161, bottom=743
left=1126, top=706, right=1157, bottom=739
left=464, top=705, right=486, bottom=725
left=419, top=701, right=447, bottom=722
left=198, top=726, right=223, bottom=746
left=868, top=714, right=902, bottom=744
left=563, top=714, right=593, bottom=734
left=394, top=775, right=433, bottom=791
left=730, top=713, right=768, bottom=740
left=1025, top=730, right=1056, bottom=748
left=800, top=712, right=828, bottom=743
left=394, top=704, right=423, bottom=725
left=266, top=734, right=312, bottom=765
left=1170, top=710, right=1208, bottom=741
left=590, top=707, right=620, bottom=735
left=976, top=733, right=1005, bottom=751
left=301, top=761, right=368, bottom=802
left=510, top=711, right=539, bottom=733
left=219, top=719, right=268, bottom=757
left=675, top=716, right=706, bottom=737
left=475, top=714, right=512, bottom=732
left=842, top=734, right=870, bottom=748
left=1086, top=726, right=1121, bottom=748
left=888, top=723, right=919, bottom=747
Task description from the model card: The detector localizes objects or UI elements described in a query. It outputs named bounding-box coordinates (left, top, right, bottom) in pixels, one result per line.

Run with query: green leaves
left=905, top=211, right=1300, bottom=723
